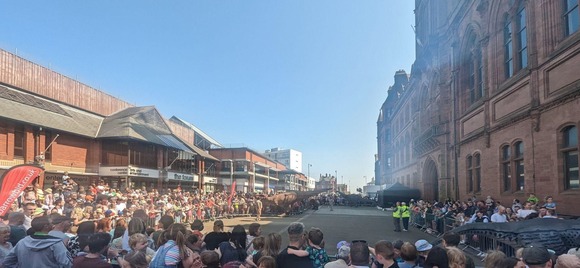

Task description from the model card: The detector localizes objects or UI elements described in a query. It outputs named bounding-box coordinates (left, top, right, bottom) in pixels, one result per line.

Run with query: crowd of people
left=405, top=193, right=561, bottom=235
left=1, top=174, right=578, bottom=268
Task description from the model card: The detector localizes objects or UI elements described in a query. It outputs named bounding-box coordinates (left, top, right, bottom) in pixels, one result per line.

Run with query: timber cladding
left=0, top=49, right=133, bottom=116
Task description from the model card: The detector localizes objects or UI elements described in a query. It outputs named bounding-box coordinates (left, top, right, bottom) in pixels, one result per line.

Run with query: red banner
left=228, top=181, right=236, bottom=207
left=0, top=164, right=44, bottom=216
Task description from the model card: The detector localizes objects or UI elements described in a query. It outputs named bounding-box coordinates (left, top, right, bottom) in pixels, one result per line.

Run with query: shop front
left=165, top=171, right=198, bottom=190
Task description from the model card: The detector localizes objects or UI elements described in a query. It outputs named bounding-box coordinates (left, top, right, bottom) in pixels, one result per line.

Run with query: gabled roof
left=0, top=84, right=103, bottom=137
left=97, top=106, right=192, bottom=153
left=169, top=116, right=223, bottom=148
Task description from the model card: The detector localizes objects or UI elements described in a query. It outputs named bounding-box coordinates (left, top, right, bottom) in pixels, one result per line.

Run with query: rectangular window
left=44, top=131, right=52, bottom=161
left=13, top=127, right=25, bottom=158
left=477, top=53, right=484, bottom=100
left=475, top=155, right=481, bottom=192
left=517, top=8, right=528, bottom=69
left=516, top=159, right=525, bottom=191
left=565, top=151, right=579, bottom=189
left=564, top=0, right=579, bottom=36
left=503, top=162, right=511, bottom=192
left=467, top=157, right=473, bottom=193
left=469, top=60, right=476, bottom=103
left=504, top=20, right=514, bottom=78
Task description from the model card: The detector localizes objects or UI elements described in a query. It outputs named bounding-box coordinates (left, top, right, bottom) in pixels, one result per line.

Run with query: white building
left=307, top=177, right=316, bottom=191
left=264, top=148, right=302, bottom=172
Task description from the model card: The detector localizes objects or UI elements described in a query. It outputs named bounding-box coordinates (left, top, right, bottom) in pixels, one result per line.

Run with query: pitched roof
left=0, top=84, right=103, bottom=137
left=97, top=106, right=192, bottom=153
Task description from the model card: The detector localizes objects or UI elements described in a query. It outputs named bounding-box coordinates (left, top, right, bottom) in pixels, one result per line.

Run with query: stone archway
left=422, top=158, right=439, bottom=201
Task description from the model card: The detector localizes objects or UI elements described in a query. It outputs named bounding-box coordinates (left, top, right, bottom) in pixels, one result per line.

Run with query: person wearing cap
left=522, top=245, right=553, bottom=268
left=48, top=215, right=72, bottom=244
left=203, top=220, right=230, bottom=250
left=414, top=239, right=433, bottom=267
left=324, top=244, right=350, bottom=268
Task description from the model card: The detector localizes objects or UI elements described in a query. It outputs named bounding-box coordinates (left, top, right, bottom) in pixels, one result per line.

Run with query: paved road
left=202, top=205, right=436, bottom=256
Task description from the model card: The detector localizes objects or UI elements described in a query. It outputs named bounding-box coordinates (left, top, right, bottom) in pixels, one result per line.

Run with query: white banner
left=167, top=172, right=197, bottom=182
left=99, top=166, right=160, bottom=178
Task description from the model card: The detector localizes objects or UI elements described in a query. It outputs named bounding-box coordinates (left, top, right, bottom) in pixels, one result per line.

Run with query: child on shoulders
left=287, top=228, right=329, bottom=268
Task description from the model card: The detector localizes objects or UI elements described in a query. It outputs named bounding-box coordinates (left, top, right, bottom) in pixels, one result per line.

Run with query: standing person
left=149, top=223, right=195, bottom=268
left=3, top=216, right=72, bottom=268
left=442, top=233, right=475, bottom=268
left=22, top=202, right=37, bottom=230
left=49, top=215, right=73, bottom=245
left=491, top=206, right=508, bottom=223
left=256, top=197, right=263, bottom=222
left=216, top=225, right=248, bottom=265
left=276, top=222, right=314, bottom=268
left=400, top=202, right=410, bottom=232
left=7, top=212, right=26, bottom=247
left=287, top=228, right=330, bottom=268
left=72, top=233, right=112, bottom=268
left=246, top=222, right=262, bottom=254
left=0, top=223, right=13, bottom=264
left=349, top=240, right=371, bottom=268
left=392, top=202, right=402, bottom=232
left=203, top=220, right=230, bottom=250
left=369, top=240, right=399, bottom=268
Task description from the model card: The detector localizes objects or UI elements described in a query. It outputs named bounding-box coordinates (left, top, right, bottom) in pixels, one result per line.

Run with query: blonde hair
left=484, top=250, right=506, bottom=268
left=447, top=247, right=466, bottom=268
left=129, top=233, right=148, bottom=250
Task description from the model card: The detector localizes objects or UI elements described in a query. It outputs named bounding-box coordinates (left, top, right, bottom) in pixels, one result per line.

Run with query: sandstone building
left=376, top=0, right=580, bottom=215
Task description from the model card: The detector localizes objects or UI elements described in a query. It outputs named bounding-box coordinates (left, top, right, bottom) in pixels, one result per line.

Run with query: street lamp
left=308, top=163, right=312, bottom=179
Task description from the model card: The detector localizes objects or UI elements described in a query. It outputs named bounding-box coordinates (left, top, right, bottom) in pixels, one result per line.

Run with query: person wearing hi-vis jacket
left=392, top=202, right=402, bottom=232
left=400, top=202, right=410, bottom=231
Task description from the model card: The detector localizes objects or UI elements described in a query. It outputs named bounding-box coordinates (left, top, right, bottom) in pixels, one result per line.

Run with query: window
left=517, top=6, right=528, bottom=69
left=564, top=0, right=579, bottom=36
left=474, top=154, right=481, bottom=192
left=504, top=17, right=514, bottom=78
left=562, top=126, right=579, bottom=189
left=13, top=127, right=25, bottom=158
left=501, top=141, right=525, bottom=192
left=462, top=33, right=484, bottom=109
left=467, top=156, right=473, bottom=193
left=501, top=145, right=512, bottom=191
left=503, top=2, right=528, bottom=80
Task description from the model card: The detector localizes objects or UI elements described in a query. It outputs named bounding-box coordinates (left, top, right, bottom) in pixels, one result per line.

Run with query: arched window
left=516, top=5, right=528, bottom=70
left=504, top=15, right=514, bottom=78
left=467, top=155, right=473, bottom=193
left=561, top=126, right=579, bottom=189
left=564, top=0, right=579, bottom=36
left=474, top=153, right=482, bottom=192
left=461, top=33, right=484, bottom=110
left=514, top=141, right=525, bottom=191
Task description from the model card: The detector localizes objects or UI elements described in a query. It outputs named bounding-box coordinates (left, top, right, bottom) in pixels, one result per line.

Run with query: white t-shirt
left=517, top=209, right=536, bottom=219
left=491, top=213, right=508, bottom=223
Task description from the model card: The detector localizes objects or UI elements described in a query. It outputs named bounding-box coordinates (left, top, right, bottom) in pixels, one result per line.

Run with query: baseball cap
left=522, top=245, right=551, bottom=265
left=415, top=239, right=433, bottom=252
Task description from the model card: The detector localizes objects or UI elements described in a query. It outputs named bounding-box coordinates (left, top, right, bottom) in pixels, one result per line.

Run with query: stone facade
left=377, top=0, right=580, bottom=215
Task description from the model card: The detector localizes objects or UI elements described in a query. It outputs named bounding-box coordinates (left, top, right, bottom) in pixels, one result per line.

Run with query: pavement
left=197, top=205, right=484, bottom=267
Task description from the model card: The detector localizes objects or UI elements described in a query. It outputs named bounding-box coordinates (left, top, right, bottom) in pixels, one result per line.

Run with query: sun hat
left=415, top=239, right=433, bottom=252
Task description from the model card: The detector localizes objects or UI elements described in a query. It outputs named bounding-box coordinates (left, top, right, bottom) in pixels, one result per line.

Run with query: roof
left=97, top=106, right=193, bottom=153
left=172, top=135, right=219, bottom=161
left=0, top=84, right=103, bottom=137
left=169, top=116, right=223, bottom=148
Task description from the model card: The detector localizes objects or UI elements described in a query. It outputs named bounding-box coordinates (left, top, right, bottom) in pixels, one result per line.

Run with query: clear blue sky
left=0, top=1, right=416, bottom=190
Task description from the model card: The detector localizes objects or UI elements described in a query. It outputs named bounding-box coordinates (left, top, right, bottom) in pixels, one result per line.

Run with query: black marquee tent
left=377, top=182, right=421, bottom=208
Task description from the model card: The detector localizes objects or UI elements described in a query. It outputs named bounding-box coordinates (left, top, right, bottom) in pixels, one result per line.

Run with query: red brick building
left=377, top=0, right=580, bottom=215
left=0, top=49, right=219, bottom=192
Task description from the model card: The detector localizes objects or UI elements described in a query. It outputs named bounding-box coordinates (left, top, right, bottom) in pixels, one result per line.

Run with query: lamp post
left=334, top=170, right=337, bottom=192
left=308, top=163, right=312, bottom=179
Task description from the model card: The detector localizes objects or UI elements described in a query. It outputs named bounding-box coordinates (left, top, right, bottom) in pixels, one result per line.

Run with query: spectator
left=245, top=236, right=265, bottom=267
left=119, top=250, right=148, bottom=268
left=415, top=239, right=433, bottom=266
left=527, top=193, right=539, bottom=205
left=397, top=242, right=418, bottom=268
left=491, top=206, right=508, bottom=223
left=276, top=222, right=314, bottom=268
left=72, top=232, right=112, bottom=268
left=204, top=220, right=230, bottom=250
left=253, top=232, right=281, bottom=265
left=543, top=196, right=556, bottom=211
left=555, top=254, right=580, bottom=268
left=129, top=233, right=155, bottom=262
left=257, top=256, right=276, bottom=268
left=151, top=215, right=174, bottom=250
left=0, top=223, right=13, bottom=264
left=392, top=240, right=404, bottom=263
left=201, top=250, right=221, bottom=268
left=49, top=215, right=73, bottom=244
left=7, top=212, right=26, bottom=247
left=349, top=240, right=370, bottom=268
left=512, top=199, right=522, bottom=212
left=370, top=240, right=398, bottom=268
left=447, top=247, right=466, bottom=268
left=287, top=228, right=330, bottom=268
left=522, top=245, right=552, bottom=268
left=68, top=221, right=96, bottom=258
left=423, top=246, right=448, bottom=268
left=484, top=250, right=506, bottom=268
left=3, top=216, right=72, bottom=268
left=22, top=202, right=36, bottom=230
left=324, top=244, right=350, bottom=268
left=496, top=257, right=524, bottom=268
left=469, top=210, right=489, bottom=223
left=442, top=233, right=474, bottom=268
left=149, top=223, right=196, bottom=268
left=246, top=222, right=262, bottom=254
left=217, top=225, right=248, bottom=265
